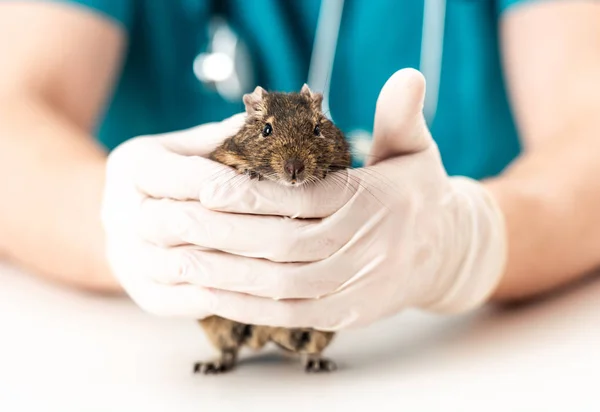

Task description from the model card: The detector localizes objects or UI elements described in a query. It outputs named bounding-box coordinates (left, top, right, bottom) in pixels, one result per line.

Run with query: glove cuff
left=423, top=176, right=508, bottom=314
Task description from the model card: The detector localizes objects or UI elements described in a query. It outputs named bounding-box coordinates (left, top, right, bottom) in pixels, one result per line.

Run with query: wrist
left=74, top=157, right=123, bottom=294
left=86, top=255, right=122, bottom=293
left=421, top=176, right=508, bottom=313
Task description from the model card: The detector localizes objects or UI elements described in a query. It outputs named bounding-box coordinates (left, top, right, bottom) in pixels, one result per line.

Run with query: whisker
left=350, top=168, right=398, bottom=193
left=327, top=164, right=399, bottom=195
left=218, top=174, right=246, bottom=190
left=202, top=168, right=238, bottom=182
left=325, top=173, right=390, bottom=211
left=317, top=174, right=346, bottom=193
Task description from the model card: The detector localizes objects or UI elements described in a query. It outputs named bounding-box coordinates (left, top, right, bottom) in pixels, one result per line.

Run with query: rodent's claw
left=304, top=357, right=337, bottom=373
left=193, top=360, right=235, bottom=375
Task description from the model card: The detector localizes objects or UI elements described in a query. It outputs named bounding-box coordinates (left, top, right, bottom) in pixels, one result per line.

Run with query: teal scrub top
left=56, top=0, right=539, bottom=179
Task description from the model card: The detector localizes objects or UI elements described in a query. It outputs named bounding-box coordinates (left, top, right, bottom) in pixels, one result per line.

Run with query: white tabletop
left=1, top=260, right=599, bottom=412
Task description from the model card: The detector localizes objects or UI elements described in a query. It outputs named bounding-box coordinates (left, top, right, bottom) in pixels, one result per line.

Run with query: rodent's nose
left=284, top=158, right=305, bottom=179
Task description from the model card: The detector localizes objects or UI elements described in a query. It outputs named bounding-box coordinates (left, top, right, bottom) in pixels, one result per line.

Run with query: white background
left=1, top=261, right=599, bottom=412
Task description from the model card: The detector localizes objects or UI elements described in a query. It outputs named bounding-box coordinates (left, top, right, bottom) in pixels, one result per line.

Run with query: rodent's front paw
left=304, top=357, right=337, bottom=373
left=243, top=170, right=263, bottom=181
left=193, top=360, right=235, bottom=375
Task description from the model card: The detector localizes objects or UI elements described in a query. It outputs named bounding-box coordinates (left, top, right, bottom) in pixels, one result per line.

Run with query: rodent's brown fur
left=209, top=84, right=351, bottom=186
left=193, top=84, right=351, bottom=375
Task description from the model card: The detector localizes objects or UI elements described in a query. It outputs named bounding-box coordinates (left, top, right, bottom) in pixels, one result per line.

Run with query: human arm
left=486, top=0, right=600, bottom=301
left=0, top=2, right=125, bottom=291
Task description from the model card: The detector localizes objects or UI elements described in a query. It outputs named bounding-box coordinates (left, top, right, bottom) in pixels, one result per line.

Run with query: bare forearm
left=0, top=94, right=121, bottom=292
left=486, top=124, right=600, bottom=302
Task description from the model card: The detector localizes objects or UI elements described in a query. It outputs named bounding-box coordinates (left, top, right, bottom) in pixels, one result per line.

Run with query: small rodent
left=193, top=84, right=352, bottom=375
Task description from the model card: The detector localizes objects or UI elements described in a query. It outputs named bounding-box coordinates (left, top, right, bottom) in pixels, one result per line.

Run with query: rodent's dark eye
left=313, top=124, right=321, bottom=136
left=262, top=123, right=272, bottom=137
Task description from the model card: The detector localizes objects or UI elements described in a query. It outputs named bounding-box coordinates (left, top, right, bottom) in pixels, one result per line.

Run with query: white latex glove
left=100, top=111, right=352, bottom=319
left=178, top=68, right=507, bottom=330
left=100, top=114, right=249, bottom=317
left=101, top=68, right=507, bottom=331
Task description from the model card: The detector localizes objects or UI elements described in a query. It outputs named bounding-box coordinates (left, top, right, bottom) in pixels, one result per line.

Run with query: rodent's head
left=232, top=84, right=351, bottom=186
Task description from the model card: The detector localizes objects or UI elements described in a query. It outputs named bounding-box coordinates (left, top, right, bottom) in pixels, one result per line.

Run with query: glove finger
left=108, top=234, right=350, bottom=299
left=160, top=245, right=352, bottom=299
left=137, top=198, right=349, bottom=262
left=159, top=113, right=247, bottom=156
left=105, top=237, right=211, bottom=318
left=200, top=168, right=358, bottom=219
left=126, top=279, right=215, bottom=319
left=109, top=114, right=245, bottom=201
left=123, top=137, right=237, bottom=201
left=367, top=68, right=433, bottom=166
left=204, top=287, right=360, bottom=330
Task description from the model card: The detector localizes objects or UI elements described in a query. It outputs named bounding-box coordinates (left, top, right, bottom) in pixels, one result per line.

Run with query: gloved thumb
left=366, top=68, right=434, bottom=166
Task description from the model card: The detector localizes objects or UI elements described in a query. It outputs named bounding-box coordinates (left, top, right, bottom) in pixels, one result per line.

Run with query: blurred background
left=2, top=0, right=600, bottom=411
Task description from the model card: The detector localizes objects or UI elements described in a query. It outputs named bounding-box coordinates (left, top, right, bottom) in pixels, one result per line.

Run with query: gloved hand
left=100, top=111, right=353, bottom=319
left=100, top=113, right=250, bottom=317
left=188, top=68, right=508, bottom=330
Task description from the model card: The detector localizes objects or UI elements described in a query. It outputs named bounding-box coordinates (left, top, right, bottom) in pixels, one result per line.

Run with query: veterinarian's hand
left=195, top=69, right=508, bottom=330
left=100, top=111, right=354, bottom=319
left=100, top=113, right=257, bottom=317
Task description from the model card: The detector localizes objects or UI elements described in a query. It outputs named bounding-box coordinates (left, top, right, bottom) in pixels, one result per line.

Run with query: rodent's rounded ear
left=300, top=83, right=324, bottom=109
left=300, top=83, right=312, bottom=96
left=243, top=86, right=267, bottom=116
